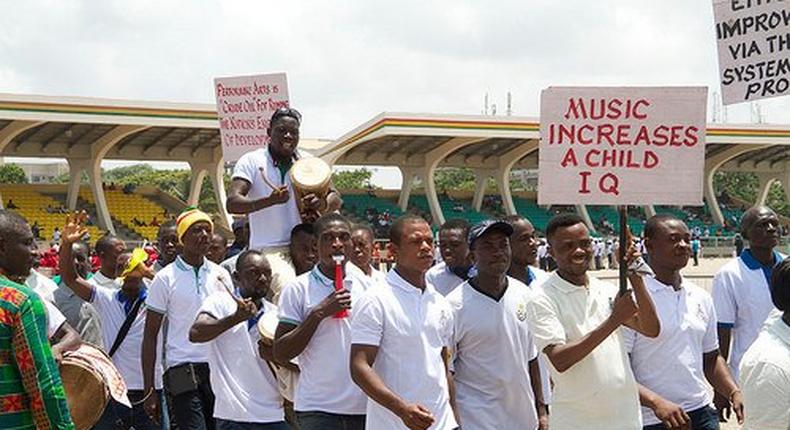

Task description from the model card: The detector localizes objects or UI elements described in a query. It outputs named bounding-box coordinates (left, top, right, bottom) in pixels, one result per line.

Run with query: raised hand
left=610, top=289, right=638, bottom=326
left=62, top=211, right=89, bottom=244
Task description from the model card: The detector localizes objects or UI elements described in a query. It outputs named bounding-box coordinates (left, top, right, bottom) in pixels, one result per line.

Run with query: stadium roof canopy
left=319, top=112, right=790, bottom=225
left=1, top=93, right=789, bottom=231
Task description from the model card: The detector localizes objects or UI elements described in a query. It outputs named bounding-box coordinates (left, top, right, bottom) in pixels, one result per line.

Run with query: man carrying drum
left=227, top=107, right=342, bottom=303
left=190, top=249, right=288, bottom=430
left=0, top=209, right=74, bottom=429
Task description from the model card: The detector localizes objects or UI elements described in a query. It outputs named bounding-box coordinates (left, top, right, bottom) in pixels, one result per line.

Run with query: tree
left=332, top=168, right=374, bottom=190
left=714, top=171, right=789, bottom=217
left=0, top=163, right=28, bottom=184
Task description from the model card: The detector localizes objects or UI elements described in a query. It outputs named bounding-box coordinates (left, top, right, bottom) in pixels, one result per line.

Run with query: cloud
left=0, top=0, right=787, bottom=141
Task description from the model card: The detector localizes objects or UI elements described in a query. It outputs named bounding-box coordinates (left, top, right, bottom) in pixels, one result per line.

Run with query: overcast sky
left=2, top=1, right=788, bottom=187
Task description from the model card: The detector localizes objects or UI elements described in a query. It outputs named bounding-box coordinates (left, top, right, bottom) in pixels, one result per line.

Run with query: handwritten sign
left=538, top=87, right=707, bottom=206
left=214, top=73, right=289, bottom=162
left=713, top=0, right=790, bottom=105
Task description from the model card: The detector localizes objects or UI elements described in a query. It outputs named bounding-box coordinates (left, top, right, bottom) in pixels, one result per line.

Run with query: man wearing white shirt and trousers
left=59, top=212, right=166, bottom=430
left=350, top=215, right=458, bottom=430
left=227, top=107, right=342, bottom=303
left=712, top=206, right=783, bottom=421
left=624, top=215, right=743, bottom=429
left=504, top=215, right=552, bottom=409
left=448, top=220, right=548, bottom=429
left=425, top=219, right=473, bottom=297
left=349, top=224, right=386, bottom=289
left=142, top=208, right=231, bottom=430
left=190, top=249, right=288, bottom=430
left=525, top=213, right=660, bottom=430
left=274, top=213, right=369, bottom=430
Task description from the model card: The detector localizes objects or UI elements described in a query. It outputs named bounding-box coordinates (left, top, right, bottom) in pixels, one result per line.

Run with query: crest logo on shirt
left=516, top=302, right=528, bottom=322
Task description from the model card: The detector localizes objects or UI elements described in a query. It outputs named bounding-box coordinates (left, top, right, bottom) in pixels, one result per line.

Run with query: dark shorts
left=295, top=411, right=365, bottom=430
left=216, top=419, right=291, bottom=430
left=643, top=405, right=719, bottom=430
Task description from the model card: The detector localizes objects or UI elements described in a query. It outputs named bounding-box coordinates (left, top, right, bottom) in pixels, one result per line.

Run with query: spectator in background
left=225, top=218, right=249, bottom=260
left=691, top=236, right=701, bottom=266
left=349, top=224, right=386, bottom=289
left=52, top=227, right=61, bottom=243
left=153, top=220, right=179, bottom=273
left=739, top=257, right=790, bottom=430
left=150, top=216, right=160, bottom=227
left=206, top=233, right=227, bottom=264
left=6, top=198, right=18, bottom=209
left=31, top=221, right=41, bottom=239
left=54, top=238, right=105, bottom=347
left=734, top=233, right=745, bottom=257
left=426, top=218, right=473, bottom=296
left=288, top=223, right=317, bottom=276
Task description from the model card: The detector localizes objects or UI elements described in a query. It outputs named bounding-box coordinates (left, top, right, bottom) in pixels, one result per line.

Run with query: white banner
left=538, top=86, right=707, bottom=206
left=713, top=0, right=790, bottom=105
left=214, top=73, right=289, bottom=162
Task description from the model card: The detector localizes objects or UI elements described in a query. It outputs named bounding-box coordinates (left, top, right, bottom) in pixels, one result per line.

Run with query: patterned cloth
left=0, top=276, right=74, bottom=429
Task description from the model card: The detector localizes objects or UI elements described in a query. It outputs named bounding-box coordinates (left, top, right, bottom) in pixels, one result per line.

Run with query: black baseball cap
left=468, top=220, right=514, bottom=247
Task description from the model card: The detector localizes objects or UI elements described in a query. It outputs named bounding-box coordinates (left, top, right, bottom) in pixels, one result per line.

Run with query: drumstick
left=258, top=167, right=281, bottom=191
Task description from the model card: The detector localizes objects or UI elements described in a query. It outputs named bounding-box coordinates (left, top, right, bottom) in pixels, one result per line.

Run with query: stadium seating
left=80, top=189, right=167, bottom=241
left=409, top=195, right=490, bottom=224
left=342, top=193, right=403, bottom=220
left=512, top=198, right=554, bottom=232
left=0, top=185, right=102, bottom=242
left=587, top=205, right=645, bottom=236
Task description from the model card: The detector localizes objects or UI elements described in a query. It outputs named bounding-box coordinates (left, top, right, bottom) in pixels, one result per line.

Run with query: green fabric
left=276, top=161, right=292, bottom=183
left=0, top=276, right=74, bottom=429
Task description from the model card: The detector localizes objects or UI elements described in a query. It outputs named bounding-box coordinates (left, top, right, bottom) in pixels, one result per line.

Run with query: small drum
left=290, top=157, right=331, bottom=222
left=60, top=344, right=129, bottom=430
left=257, top=310, right=298, bottom=402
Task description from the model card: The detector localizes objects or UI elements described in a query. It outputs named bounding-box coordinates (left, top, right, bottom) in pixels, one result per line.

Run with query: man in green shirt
left=0, top=209, right=74, bottom=429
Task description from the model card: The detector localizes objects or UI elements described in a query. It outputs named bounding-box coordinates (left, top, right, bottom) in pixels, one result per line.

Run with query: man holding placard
left=227, top=108, right=342, bottom=303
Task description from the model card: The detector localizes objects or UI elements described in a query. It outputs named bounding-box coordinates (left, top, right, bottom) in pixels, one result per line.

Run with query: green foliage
left=0, top=163, right=28, bottom=184
left=433, top=168, right=477, bottom=192
left=332, top=168, right=374, bottom=190
left=714, top=171, right=789, bottom=217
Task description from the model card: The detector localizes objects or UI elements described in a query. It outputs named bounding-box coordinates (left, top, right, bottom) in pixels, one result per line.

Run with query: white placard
left=713, top=0, right=790, bottom=105
left=214, top=73, right=289, bottom=162
left=538, top=86, right=707, bottom=206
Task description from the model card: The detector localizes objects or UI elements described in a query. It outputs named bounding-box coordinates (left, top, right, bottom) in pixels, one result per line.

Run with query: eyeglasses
left=270, top=107, right=302, bottom=125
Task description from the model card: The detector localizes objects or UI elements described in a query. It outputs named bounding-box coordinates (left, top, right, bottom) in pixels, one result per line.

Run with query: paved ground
left=596, top=257, right=743, bottom=430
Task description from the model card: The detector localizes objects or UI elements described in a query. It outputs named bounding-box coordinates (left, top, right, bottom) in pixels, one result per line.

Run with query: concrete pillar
left=703, top=166, right=725, bottom=226
left=0, top=121, right=45, bottom=206
left=187, top=162, right=210, bottom=206
left=66, top=158, right=90, bottom=211
left=398, top=167, right=420, bottom=212
left=643, top=205, right=656, bottom=219
left=703, top=144, right=770, bottom=226
left=495, top=167, right=517, bottom=215
left=472, top=169, right=492, bottom=212
left=209, top=160, right=232, bottom=229
left=86, top=159, right=114, bottom=234
left=756, top=173, right=779, bottom=207
left=423, top=166, right=444, bottom=226
left=784, top=170, right=790, bottom=203
left=576, top=205, right=596, bottom=233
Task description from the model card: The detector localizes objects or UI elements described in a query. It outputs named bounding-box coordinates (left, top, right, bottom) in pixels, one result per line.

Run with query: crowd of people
left=0, top=108, right=788, bottom=430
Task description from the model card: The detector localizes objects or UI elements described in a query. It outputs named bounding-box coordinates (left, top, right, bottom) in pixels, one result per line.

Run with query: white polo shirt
left=447, top=277, right=539, bottom=430
left=526, top=266, right=552, bottom=405
left=739, top=316, right=790, bottom=430
left=90, top=286, right=164, bottom=390
left=349, top=263, right=387, bottom=291
left=277, top=265, right=369, bottom=415
left=232, top=148, right=305, bottom=249
left=622, top=276, right=718, bottom=425
left=712, top=249, right=782, bottom=379
left=90, top=271, right=122, bottom=290
left=351, top=269, right=457, bottom=430
left=147, top=256, right=228, bottom=369
left=526, top=272, right=641, bottom=430
left=425, top=261, right=465, bottom=296
left=199, top=292, right=284, bottom=424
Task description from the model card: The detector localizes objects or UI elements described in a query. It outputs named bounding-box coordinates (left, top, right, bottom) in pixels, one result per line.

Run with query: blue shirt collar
left=740, top=248, right=782, bottom=285
left=115, top=287, right=148, bottom=315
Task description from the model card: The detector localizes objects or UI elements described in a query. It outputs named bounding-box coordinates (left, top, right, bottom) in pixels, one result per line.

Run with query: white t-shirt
left=739, top=316, right=790, bottom=430
left=447, top=277, right=539, bottom=430
left=147, top=256, right=228, bottom=369
left=232, top=148, right=304, bottom=249
left=622, top=276, right=719, bottom=425
left=90, top=271, right=122, bottom=290
left=526, top=272, right=641, bottom=430
left=199, top=292, right=284, bottom=423
left=712, top=250, right=782, bottom=380
left=351, top=270, right=457, bottom=430
left=526, top=266, right=552, bottom=405
left=43, top=299, right=66, bottom=339
left=349, top=263, right=387, bottom=291
left=91, top=286, right=164, bottom=390
left=425, top=262, right=465, bottom=297
left=277, top=266, right=369, bottom=415
left=26, top=269, right=58, bottom=303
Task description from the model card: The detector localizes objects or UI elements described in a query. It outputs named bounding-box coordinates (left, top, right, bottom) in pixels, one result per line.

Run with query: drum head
left=290, top=158, right=331, bottom=191
left=257, top=311, right=279, bottom=341
left=60, top=358, right=109, bottom=430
